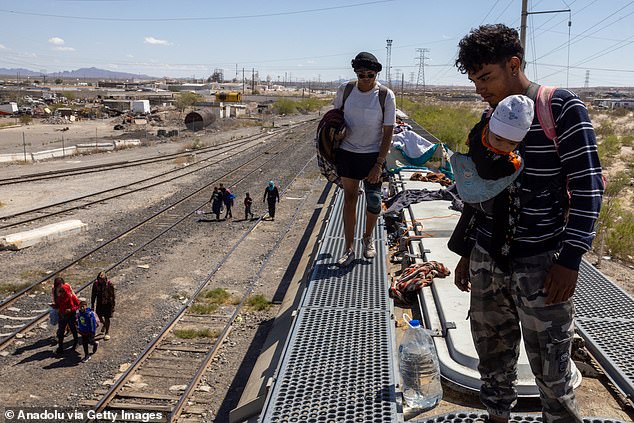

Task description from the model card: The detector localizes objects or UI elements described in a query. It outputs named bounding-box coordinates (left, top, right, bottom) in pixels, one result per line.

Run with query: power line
left=532, top=1, right=634, bottom=61
left=0, top=1, right=396, bottom=22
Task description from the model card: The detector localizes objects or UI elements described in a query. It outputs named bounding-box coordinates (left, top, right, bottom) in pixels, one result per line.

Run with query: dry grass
left=174, top=327, right=219, bottom=339
left=0, top=282, right=33, bottom=295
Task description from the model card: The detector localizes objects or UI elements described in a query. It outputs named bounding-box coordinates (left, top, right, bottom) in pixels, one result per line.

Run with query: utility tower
left=385, top=39, right=393, bottom=89
left=415, top=48, right=429, bottom=91
left=584, top=70, right=590, bottom=89
left=394, top=69, right=402, bottom=86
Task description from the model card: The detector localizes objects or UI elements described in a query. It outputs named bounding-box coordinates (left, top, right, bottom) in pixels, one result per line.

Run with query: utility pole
left=385, top=39, right=393, bottom=89
left=584, top=70, right=590, bottom=89
left=415, top=48, right=429, bottom=92
left=520, top=0, right=528, bottom=55
left=520, top=1, right=570, bottom=74
left=252, top=68, right=255, bottom=95
left=400, top=73, right=405, bottom=109
left=242, top=68, right=245, bottom=94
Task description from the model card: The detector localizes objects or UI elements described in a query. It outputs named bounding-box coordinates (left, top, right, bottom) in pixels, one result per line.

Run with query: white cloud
left=126, top=54, right=134, bottom=58
left=49, top=37, right=65, bottom=45
left=144, top=36, right=171, bottom=46
left=54, top=46, right=75, bottom=52
left=0, top=44, right=6, bottom=49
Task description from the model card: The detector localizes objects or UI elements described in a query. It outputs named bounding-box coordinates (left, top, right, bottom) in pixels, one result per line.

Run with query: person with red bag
left=53, top=276, right=79, bottom=355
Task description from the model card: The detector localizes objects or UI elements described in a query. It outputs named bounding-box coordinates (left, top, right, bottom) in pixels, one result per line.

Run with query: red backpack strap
left=536, top=85, right=557, bottom=145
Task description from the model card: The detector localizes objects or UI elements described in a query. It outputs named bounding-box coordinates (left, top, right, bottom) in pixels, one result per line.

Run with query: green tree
left=174, top=91, right=203, bottom=114
left=62, top=91, right=76, bottom=102
left=272, top=98, right=297, bottom=115
left=55, top=78, right=63, bottom=85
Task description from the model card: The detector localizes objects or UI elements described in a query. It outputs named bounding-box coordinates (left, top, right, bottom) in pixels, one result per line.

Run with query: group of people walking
left=51, top=272, right=115, bottom=362
left=333, top=23, right=603, bottom=423
left=210, top=181, right=280, bottom=221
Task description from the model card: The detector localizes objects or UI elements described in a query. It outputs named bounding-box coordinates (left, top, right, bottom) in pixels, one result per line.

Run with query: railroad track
left=0, top=118, right=316, bottom=187
left=79, top=157, right=324, bottom=423
left=0, top=126, right=312, bottom=351
left=0, top=120, right=314, bottom=231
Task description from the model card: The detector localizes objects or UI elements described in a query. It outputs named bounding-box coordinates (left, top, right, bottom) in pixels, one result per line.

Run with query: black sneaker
left=54, top=348, right=63, bottom=355
left=93, top=341, right=99, bottom=354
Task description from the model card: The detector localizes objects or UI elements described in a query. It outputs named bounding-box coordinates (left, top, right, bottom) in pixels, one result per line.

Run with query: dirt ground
left=1, top=113, right=633, bottom=422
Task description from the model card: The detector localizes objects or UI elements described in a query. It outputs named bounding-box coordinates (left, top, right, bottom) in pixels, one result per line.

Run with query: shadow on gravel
left=216, top=317, right=275, bottom=421
left=13, top=337, right=54, bottom=357
left=14, top=342, right=81, bottom=367
left=197, top=218, right=226, bottom=223
left=42, top=349, right=82, bottom=368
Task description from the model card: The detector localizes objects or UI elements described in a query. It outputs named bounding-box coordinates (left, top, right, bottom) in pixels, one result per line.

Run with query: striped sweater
left=451, top=88, right=603, bottom=271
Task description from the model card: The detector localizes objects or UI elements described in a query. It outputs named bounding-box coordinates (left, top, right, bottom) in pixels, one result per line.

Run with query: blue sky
left=1, top=0, right=633, bottom=87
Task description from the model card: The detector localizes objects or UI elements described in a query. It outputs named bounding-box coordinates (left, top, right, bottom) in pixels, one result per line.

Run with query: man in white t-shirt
left=332, top=52, right=396, bottom=267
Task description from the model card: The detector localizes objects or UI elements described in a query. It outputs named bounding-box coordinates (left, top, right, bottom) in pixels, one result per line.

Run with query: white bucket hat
left=489, top=94, right=535, bottom=142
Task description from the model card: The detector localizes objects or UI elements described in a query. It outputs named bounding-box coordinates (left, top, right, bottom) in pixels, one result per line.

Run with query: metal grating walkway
left=412, top=410, right=630, bottom=423
left=260, top=189, right=399, bottom=422
left=574, top=260, right=634, bottom=402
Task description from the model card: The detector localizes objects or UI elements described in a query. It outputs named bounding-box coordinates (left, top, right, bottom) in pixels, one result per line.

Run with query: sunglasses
left=356, top=72, right=376, bottom=79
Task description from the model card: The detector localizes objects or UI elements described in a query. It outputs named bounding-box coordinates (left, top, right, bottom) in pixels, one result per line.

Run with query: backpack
left=315, top=82, right=389, bottom=183
left=520, top=84, right=571, bottom=211
left=521, top=84, right=605, bottom=214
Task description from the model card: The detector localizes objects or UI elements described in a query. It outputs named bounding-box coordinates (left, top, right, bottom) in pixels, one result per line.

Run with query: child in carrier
left=76, top=299, right=99, bottom=362
left=450, top=94, right=534, bottom=270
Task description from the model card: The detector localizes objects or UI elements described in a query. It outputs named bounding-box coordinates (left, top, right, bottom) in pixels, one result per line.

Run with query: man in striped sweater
left=449, top=24, right=603, bottom=423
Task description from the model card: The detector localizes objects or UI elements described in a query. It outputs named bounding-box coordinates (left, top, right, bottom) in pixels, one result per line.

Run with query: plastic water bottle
left=398, top=319, right=443, bottom=410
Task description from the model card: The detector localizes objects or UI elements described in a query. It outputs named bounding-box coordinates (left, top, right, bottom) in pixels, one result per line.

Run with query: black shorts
left=96, top=304, right=113, bottom=318
left=335, top=149, right=379, bottom=180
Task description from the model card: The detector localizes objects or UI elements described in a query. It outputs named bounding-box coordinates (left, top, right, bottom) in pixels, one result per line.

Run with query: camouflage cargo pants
left=469, top=243, right=582, bottom=423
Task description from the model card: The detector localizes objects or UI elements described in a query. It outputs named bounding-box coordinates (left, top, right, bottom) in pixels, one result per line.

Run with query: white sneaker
left=337, top=249, right=355, bottom=267
left=363, top=235, right=376, bottom=259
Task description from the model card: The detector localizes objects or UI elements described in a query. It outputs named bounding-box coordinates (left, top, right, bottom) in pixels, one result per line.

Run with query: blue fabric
left=450, top=153, right=523, bottom=204
left=388, top=143, right=454, bottom=180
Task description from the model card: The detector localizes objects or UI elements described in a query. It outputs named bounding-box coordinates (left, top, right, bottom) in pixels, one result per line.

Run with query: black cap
left=351, top=52, right=382, bottom=72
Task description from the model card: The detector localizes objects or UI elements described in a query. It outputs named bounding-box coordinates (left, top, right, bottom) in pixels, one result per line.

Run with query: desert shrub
left=174, top=327, right=218, bottom=339
left=401, top=99, right=480, bottom=153
left=597, top=134, right=621, bottom=165
left=174, top=92, right=203, bottom=113
left=246, top=294, right=271, bottom=311
left=607, top=108, right=631, bottom=118
left=295, top=98, right=329, bottom=113
left=203, top=288, right=237, bottom=304
left=272, top=98, right=297, bottom=115
left=0, top=282, right=32, bottom=295
left=19, top=115, right=32, bottom=125
left=190, top=303, right=218, bottom=314
left=620, top=133, right=634, bottom=147
left=606, top=211, right=634, bottom=262
left=595, top=120, right=615, bottom=137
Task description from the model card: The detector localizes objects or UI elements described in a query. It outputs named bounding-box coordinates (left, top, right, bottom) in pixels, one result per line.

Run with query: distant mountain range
left=0, top=67, right=156, bottom=80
